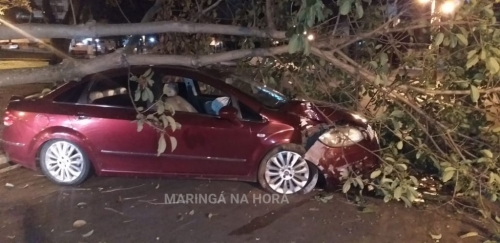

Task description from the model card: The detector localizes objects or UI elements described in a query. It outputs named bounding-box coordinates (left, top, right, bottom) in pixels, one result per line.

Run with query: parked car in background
left=0, top=42, right=20, bottom=50
left=1, top=66, right=380, bottom=194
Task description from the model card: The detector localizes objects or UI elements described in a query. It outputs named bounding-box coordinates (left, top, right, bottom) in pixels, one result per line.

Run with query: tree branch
left=0, top=21, right=286, bottom=40
left=123, top=0, right=166, bottom=53
left=265, top=0, right=276, bottom=30
left=0, top=46, right=288, bottom=86
left=202, top=0, right=223, bottom=15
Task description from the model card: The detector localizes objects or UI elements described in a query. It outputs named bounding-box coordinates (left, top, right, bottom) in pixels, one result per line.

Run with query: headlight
left=318, top=127, right=364, bottom=147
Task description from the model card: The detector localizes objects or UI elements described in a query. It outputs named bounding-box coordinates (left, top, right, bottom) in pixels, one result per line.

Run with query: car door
left=165, top=110, right=255, bottom=177
left=68, top=68, right=165, bottom=174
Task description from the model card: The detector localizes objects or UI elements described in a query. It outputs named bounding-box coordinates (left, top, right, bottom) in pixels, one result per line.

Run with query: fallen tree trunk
left=0, top=46, right=288, bottom=86
left=0, top=21, right=286, bottom=40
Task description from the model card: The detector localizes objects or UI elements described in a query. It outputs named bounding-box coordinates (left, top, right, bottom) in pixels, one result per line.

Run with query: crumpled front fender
left=301, top=123, right=380, bottom=189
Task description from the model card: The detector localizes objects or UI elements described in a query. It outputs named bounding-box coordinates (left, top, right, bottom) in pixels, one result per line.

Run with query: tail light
left=3, top=110, right=15, bottom=126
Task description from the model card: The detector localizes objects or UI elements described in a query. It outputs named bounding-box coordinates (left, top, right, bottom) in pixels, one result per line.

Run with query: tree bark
left=0, top=46, right=288, bottom=86
left=0, top=21, right=286, bottom=40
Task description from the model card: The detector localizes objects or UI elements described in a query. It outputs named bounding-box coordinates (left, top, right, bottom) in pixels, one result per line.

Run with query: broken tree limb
left=0, top=46, right=288, bottom=86
left=0, top=21, right=286, bottom=40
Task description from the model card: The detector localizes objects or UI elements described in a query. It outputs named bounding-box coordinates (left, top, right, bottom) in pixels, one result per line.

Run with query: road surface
left=0, top=84, right=488, bottom=243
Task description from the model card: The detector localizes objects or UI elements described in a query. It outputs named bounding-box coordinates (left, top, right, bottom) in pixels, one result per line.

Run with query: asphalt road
left=0, top=84, right=486, bottom=243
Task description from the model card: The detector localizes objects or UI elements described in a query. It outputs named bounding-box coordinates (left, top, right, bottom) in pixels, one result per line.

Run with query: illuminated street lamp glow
left=440, top=1, right=456, bottom=14
left=307, top=34, right=314, bottom=41
left=417, top=0, right=431, bottom=4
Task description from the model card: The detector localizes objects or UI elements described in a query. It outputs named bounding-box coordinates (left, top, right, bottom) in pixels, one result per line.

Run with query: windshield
left=227, top=74, right=288, bottom=108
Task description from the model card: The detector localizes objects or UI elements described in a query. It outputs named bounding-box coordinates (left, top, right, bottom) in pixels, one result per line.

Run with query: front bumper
left=304, top=125, right=380, bottom=186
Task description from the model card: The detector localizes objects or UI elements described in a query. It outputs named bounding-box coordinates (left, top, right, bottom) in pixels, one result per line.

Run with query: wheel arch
left=30, top=126, right=101, bottom=172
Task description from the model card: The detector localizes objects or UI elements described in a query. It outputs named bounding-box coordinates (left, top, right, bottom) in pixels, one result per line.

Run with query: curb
left=0, top=154, right=19, bottom=174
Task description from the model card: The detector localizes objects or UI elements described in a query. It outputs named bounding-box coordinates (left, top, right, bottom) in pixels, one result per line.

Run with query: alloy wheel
left=44, top=141, right=85, bottom=183
left=264, top=151, right=310, bottom=194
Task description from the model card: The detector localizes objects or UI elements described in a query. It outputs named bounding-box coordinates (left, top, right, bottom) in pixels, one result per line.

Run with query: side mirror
left=219, top=106, right=238, bottom=120
left=219, top=106, right=241, bottom=125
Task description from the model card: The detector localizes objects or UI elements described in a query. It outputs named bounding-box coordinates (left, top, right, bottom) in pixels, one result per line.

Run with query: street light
left=440, top=1, right=456, bottom=14
left=307, top=34, right=314, bottom=41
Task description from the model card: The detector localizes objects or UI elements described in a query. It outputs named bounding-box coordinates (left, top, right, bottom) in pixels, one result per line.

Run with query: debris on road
left=73, top=220, right=87, bottom=228
left=82, top=230, right=94, bottom=238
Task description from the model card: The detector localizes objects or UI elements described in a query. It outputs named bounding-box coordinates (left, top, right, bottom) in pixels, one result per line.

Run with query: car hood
left=280, top=100, right=368, bottom=128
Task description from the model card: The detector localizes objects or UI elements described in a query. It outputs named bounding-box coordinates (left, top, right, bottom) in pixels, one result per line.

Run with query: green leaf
left=481, top=149, right=493, bottom=158
left=369, top=61, right=378, bottom=69
left=396, top=141, right=403, bottom=150
left=157, top=134, right=167, bottom=156
left=339, top=0, right=351, bottom=15
left=487, top=57, right=500, bottom=74
left=410, top=176, right=419, bottom=186
left=166, top=116, right=177, bottom=131
left=355, top=0, right=363, bottom=18
left=342, top=180, right=351, bottom=193
left=374, top=75, right=382, bottom=85
left=459, top=232, right=478, bottom=238
left=456, top=33, right=468, bottom=46
left=143, top=68, right=152, bottom=78
left=395, top=164, right=407, bottom=171
left=470, top=85, right=479, bottom=103
left=490, top=47, right=500, bottom=56
left=160, top=115, right=169, bottom=129
left=354, top=176, right=364, bottom=189
left=146, top=88, right=154, bottom=103
left=393, top=186, right=402, bottom=200
left=141, top=89, right=148, bottom=102
left=288, top=34, right=300, bottom=54
left=137, top=120, right=144, bottom=132
left=380, top=53, right=388, bottom=65
left=434, top=33, right=444, bottom=46
left=466, top=54, right=479, bottom=69
left=390, top=110, right=404, bottom=118
left=467, top=49, right=477, bottom=59
left=134, top=89, right=141, bottom=101
left=170, top=136, right=178, bottom=152
left=370, top=170, right=381, bottom=178
left=157, top=102, right=165, bottom=115
left=442, top=170, right=455, bottom=182
left=303, top=41, right=311, bottom=56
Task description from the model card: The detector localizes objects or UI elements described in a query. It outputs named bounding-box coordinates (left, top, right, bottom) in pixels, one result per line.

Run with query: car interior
left=69, top=68, right=263, bottom=122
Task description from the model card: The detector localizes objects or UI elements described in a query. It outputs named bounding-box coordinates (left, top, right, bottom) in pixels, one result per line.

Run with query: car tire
left=39, top=139, right=91, bottom=186
left=257, top=144, right=316, bottom=195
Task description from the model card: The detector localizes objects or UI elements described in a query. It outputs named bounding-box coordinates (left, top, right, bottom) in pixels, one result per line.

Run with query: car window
left=53, top=81, right=88, bottom=103
left=198, top=81, right=225, bottom=96
left=87, top=74, right=146, bottom=108
left=155, top=72, right=231, bottom=116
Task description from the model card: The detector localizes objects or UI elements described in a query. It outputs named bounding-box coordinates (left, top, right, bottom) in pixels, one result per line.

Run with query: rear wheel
left=39, top=140, right=90, bottom=186
left=258, top=145, right=313, bottom=194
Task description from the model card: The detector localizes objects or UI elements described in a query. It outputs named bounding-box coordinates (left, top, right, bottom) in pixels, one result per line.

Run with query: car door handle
left=76, top=113, right=90, bottom=120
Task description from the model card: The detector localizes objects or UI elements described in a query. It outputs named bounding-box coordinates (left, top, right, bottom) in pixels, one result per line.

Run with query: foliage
left=109, top=0, right=500, bottom=234
left=129, top=68, right=180, bottom=155
left=0, top=0, right=30, bottom=15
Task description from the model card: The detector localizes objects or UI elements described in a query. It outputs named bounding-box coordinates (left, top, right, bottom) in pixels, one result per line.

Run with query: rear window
left=53, top=81, right=88, bottom=103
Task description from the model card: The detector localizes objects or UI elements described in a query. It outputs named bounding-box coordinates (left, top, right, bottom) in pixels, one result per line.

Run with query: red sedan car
left=1, top=65, right=379, bottom=194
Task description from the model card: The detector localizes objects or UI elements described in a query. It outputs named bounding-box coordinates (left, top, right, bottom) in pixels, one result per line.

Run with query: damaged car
left=1, top=65, right=380, bottom=194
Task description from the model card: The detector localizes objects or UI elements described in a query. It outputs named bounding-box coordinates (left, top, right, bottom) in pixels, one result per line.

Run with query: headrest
left=89, top=91, right=104, bottom=102
left=163, top=82, right=179, bottom=97
left=102, top=89, right=116, bottom=97
left=115, top=87, right=127, bottom=94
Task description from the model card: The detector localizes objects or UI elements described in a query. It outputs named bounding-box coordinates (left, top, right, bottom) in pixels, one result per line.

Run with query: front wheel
left=257, top=145, right=313, bottom=195
left=39, top=140, right=91, bottom=186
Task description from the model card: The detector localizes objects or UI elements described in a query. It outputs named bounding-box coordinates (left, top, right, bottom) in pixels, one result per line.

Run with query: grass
left=0, top=60, right=49, bottom=70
